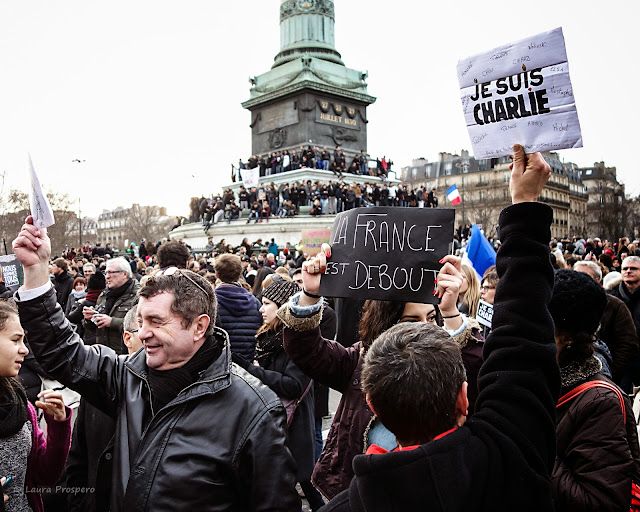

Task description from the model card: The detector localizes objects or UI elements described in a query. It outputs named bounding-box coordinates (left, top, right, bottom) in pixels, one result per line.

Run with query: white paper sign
left=476, top=299, right=493, bottom=328
left=28, top=154, right=55, bottom=229
left=240, top=167, right=259, bottom=188
left=457, top=27, right=582, bottom=158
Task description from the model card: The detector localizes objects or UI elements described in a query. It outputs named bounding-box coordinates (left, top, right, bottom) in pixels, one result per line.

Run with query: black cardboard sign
left=318, top=207, right=455, bottom=303
left=0, top=255, right=24, bottom=292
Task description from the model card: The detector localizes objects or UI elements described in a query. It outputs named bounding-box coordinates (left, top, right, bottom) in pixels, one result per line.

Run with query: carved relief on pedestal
left=268, top=128, right=288, bottom=149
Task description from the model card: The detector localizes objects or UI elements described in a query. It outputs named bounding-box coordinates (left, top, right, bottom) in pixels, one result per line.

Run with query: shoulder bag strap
left=557, top=380, right=626, bottom=424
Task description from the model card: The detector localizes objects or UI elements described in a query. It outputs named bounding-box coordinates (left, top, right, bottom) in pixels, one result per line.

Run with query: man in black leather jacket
left=11, top=224, right=300, bottom=511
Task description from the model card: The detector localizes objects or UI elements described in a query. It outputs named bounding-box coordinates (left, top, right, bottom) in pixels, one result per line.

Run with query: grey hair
left=123, top=305, right=138, bottom=332
left=573, top=260, right=602, bottom=281
left=83, top=263, right=96, bottom=272
left=107, top=257, right=133, bottom=278
left=623, top=256, right=640, bottom=268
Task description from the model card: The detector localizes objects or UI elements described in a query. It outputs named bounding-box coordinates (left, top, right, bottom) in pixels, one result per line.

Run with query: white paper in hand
left=28, top=154, right=55, bottom=230
left=457, top=27, right=582, bottom=158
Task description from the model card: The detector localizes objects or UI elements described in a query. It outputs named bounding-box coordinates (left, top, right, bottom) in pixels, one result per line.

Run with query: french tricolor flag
left=446, top=184, right=461, bottom=206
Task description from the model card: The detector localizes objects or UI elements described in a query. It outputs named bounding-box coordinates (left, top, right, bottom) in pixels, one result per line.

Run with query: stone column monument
left=242, top=0, right=376, bottom=163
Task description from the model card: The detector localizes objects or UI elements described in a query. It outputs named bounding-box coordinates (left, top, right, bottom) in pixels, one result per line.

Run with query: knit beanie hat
left=262, top=280, right=300, bottom=307
left=549, top=269, right=606, bottom=337
left=87, top=271, right=106, bottom=291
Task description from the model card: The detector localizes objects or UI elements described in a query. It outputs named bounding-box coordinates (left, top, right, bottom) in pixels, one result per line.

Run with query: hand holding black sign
left=317, top=207, right=455, bottom=303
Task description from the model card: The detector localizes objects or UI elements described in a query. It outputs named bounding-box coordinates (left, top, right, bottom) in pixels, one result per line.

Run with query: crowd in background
left=190, top=181, right=439, bottom=229
left=7, top=149, right=640, bottom=511
left=231, top=145, right=393, bottom=180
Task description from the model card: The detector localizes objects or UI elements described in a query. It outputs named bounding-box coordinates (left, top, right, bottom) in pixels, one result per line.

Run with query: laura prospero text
left=26, top=486, right=95, bottom=495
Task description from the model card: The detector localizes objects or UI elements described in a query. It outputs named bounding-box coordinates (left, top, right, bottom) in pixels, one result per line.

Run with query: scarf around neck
left=255, top=329, right=283, bottom=368
left=104, top=279, right=131, bottom=313
left=147, top=336, right=222, bottom=413
left=560, top=355, right=602, bottom=389
left=0, top=381, right=28, bottom=439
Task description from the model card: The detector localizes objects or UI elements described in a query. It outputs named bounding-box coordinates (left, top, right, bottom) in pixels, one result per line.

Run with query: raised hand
left=12, top=216, right=52, bottom=289
left=299, top=243, right=331, bottom=305
left=509, top=144, right=551, bottom=204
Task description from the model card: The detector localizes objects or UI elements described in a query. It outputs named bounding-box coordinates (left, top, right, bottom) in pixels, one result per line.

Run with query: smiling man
left=11, top=218, right=300, bottom=511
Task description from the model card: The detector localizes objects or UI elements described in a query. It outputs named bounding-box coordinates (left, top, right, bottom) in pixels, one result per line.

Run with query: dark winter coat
left=66, top=398, right=116, bottom=512
left=554, top=371, right=640, bottom=511
left=53, top=271, right=74, bottom=308
left=318, top=203, right=560, bottom=511
left=70, top=296, right=98, bottom=345
left=17, top=287, right=301, bottom=512
left=215, top=284, right=262, bottom=360
left=93, top=279, right=140, bottom=353
left=609, top=282, right=640, bottom=338
left=242, top=330, right=316, bottom=482
left=598, top=294, right=640, bottom=382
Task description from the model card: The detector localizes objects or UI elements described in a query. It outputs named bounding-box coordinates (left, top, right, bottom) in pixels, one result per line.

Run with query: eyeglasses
left=155, top=267, right=211, bottom=297
left=105, top=270, right=124, bottom=275
left=128, top=329, right=139, bottom=334
left=480, top=285, right=495, bottom=291
left=623, top=267, right=640, bottom=272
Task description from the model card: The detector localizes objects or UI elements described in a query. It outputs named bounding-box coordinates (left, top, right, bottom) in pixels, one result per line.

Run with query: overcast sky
left=1, top=1, right=637, bottom=219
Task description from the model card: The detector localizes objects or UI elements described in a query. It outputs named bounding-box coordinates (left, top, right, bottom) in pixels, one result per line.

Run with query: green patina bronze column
left=274, top=0, right=343, bottom=67
left=242, top=0, right=375, bottom=160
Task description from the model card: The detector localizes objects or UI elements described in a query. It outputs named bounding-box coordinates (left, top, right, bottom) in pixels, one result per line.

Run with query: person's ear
left=365, top=394, right=377, bottom=416
left=455, top=381, right=469, bottom=427
left=123, top=331, right=132, bottom=350
left=193, top=314, right=211, bottom=342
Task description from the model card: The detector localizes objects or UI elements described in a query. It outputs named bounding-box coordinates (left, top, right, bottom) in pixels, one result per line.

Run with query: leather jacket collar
left=125, top=326, right=232, bottom=398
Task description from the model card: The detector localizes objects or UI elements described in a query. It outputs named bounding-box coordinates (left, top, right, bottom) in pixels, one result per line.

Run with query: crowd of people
left=231, top=146, right=394, bottom=181
left=2, top=145, right=640, bottom=511
left=190, top=181, right=439, bottom=230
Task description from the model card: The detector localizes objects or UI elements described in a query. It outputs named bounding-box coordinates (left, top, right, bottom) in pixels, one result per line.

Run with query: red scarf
left=85, top=288, right=102, bottom=302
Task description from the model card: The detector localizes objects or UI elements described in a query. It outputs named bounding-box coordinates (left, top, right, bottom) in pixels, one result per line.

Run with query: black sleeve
left=475, top=202, right=560, bottom=475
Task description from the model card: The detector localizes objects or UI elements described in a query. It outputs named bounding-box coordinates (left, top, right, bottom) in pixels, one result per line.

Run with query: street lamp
left=72, top=159, right=86, bottom=247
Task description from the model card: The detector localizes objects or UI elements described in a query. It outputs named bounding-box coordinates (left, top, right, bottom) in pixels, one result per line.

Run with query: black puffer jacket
left=554, top=372, right=640, bottom=511
left=215, top=284, right=262, bottom=360
left=18, top=287, right=300, bottom=512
